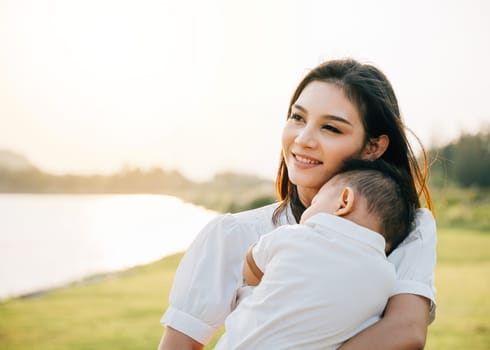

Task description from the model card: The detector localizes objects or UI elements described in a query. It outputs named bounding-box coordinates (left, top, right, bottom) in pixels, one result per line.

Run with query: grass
left=425, top=227, right=490, bottom=349
left=0, top=254, right=182, bottom=350
left=430, top=186, right=490, bottom=231
left=1, top=227, right=489, bottom=349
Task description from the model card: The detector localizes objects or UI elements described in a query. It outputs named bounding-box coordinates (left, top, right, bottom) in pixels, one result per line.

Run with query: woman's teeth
left=295, top=155, right=321, bottom=164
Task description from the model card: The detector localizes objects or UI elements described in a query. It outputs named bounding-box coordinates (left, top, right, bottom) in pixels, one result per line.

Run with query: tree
left=429, top=127, right=490, bottom=188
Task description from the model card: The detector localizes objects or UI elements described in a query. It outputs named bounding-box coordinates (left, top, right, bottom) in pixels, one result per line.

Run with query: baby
left=215, top=158, right=418, bottom=350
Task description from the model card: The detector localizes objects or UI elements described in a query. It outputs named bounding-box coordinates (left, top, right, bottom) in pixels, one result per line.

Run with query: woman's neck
left=296, top=186, right=319, bottom=208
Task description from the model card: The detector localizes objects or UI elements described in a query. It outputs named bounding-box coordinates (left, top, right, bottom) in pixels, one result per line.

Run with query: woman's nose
left=295, top=126, right=317, bottom=148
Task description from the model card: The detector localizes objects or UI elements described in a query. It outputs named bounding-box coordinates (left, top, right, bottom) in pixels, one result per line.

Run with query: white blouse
left=161, top=202, right=437, bottom=345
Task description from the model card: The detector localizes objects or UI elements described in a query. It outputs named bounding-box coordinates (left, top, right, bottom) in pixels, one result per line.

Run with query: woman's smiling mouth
left=293, top=153, right=322, bottom=165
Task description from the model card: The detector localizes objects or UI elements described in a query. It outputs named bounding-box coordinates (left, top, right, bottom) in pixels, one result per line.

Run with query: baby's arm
left=243, top=244, right=264, bottom=286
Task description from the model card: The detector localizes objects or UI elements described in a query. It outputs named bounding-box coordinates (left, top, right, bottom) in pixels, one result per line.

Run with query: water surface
left=0, top=194, right=217, bottom=300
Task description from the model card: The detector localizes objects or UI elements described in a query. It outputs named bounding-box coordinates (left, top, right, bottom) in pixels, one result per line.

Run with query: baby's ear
left=334, top=187, right=355, bottom=216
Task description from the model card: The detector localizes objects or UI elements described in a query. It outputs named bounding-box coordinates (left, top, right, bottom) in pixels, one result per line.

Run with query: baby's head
left=300, top=159, right=418, bottom=253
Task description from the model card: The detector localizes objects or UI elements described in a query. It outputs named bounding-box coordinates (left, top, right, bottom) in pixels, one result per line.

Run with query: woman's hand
left=157, top=327, right=204, bottom=350
left=338, top=294, right=430, bottom=350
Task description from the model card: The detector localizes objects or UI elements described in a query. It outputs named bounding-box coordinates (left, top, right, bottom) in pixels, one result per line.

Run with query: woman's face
left=282, top=81, right=366, bottom=206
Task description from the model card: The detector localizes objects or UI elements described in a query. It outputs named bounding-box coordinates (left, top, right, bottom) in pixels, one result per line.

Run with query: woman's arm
left=338, top=294, right=430, bottom=350
left=157, top=327, right=204, bottom=350
left=159, top=214, right=258, bottom=347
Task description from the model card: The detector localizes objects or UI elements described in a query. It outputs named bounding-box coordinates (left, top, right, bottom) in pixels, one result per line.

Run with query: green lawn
left=1, top=227, right=489, bottom=349
left=425, top=227, right=490, bottom=349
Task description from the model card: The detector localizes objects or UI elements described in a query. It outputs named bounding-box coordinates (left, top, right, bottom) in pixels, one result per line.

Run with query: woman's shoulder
left=231, top=202, right=280, bottom=223
left=400, top=208, right=437, bottom=246
left=389, top=208, right=437, bottom=267
left=185, top=203, right=283, bottom=254
left=232, top=201, right=295, bottom=229
left=202, top=202, right=289, bottom=240
left=416, top=208, right=436, bottom=235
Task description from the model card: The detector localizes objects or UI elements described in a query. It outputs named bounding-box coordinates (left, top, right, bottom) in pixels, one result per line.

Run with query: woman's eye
left=322, top=124, right=341, bottom=133
left=289, top=113, right=304, bottom=122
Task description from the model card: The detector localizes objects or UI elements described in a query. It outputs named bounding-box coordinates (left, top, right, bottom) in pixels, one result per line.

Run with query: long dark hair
left=273, top=58, right=432, bottom=224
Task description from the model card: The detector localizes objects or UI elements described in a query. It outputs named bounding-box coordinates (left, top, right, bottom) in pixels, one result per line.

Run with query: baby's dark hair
left=334, top=159, right=418, bottom=254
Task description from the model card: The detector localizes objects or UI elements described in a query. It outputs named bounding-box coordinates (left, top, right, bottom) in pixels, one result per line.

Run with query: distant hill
left=0, top=150, right=34, bottom=171
left=0, top=150, right=277, bottom=212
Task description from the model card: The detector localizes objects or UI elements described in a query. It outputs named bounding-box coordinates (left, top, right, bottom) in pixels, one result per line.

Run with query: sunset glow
left=1, top=0, right=489, bottom=180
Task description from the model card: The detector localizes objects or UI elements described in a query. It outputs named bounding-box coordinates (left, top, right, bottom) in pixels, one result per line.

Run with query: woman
left=158, top=58, right=436, bottom=350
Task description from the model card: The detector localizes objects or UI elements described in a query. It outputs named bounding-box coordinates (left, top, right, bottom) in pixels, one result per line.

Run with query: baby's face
left=300, top=178, right=341, bottom=224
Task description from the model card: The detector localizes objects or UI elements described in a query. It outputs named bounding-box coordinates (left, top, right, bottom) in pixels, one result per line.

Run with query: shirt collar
left=304, top=213, right=387, bottom=255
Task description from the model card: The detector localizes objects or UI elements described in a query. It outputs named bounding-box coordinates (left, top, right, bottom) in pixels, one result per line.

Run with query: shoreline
left=2, top=251, right=185, bottom=303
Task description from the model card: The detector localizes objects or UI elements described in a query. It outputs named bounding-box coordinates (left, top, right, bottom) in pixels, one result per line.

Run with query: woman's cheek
left=281, top=128, right=296, bottom=158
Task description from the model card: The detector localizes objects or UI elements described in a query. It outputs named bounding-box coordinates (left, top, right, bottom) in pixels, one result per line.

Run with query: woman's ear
left=334, top=187, right=355, bottom=216
left=362, top=134, right=389, bottom=160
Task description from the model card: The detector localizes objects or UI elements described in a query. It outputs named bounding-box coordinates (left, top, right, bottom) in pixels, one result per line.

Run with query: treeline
left=425, top=128, right=489, bottom=230
left=0, top=166, right=276, bottom=213
left=428, top=128, right=490, bottom=188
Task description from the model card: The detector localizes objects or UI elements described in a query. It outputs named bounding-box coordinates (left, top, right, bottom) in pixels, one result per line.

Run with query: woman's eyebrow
left=292, top=103, right=353, bottom=126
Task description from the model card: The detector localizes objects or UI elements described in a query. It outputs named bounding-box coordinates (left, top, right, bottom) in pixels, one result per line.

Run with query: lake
left=0, top=194, right=217, bottom=300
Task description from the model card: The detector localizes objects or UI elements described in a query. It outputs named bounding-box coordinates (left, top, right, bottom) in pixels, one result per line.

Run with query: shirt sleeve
left=387, top=208, right=437, bottom=323
left=160, top=214, right=256, bottom=344
left=251, top=228, right=277, bottom=273
left=251, top=225, right=294, bottom=273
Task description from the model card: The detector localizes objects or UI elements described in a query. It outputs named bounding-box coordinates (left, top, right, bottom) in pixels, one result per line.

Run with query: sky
left=1, top=0, right=489, bottom=181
